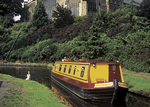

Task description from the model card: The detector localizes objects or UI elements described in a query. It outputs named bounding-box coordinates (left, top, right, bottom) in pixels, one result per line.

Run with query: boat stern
left=111, top=79, right=128, bottom=105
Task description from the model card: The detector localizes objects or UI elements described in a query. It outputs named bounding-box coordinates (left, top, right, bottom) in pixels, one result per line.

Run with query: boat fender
left=114, top=79, right=118, bottom=90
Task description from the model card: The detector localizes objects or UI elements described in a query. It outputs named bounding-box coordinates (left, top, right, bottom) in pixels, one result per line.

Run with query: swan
left=26, top=71, right=30, bottom=80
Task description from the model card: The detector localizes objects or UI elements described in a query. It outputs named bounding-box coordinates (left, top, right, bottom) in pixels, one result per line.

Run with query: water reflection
left=52, top=83, right=127, bottom=107
left=0, top=66, right=51, bottom=88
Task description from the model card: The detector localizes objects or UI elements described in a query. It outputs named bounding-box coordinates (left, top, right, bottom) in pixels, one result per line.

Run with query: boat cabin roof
left=55, top=59, right=121, bottom=65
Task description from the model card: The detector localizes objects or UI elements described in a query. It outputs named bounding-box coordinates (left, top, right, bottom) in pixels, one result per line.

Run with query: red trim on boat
left=88, top=64, right=91, bottom=83
left=51, top=71, right=114, bottom=89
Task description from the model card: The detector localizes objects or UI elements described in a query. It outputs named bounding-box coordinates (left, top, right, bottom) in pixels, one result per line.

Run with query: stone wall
left=56, top=0, right=88, bottom=17
left=79, top=1, right=88, bottom=16
left=42, top=0, right=57, bottom=19
left=56, top=0, right=66, bottom=7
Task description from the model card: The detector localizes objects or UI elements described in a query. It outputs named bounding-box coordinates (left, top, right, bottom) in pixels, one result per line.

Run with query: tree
left=2, top=15, right=14, bottom=28
left=0, top=0, right=23, bottom=28
left=52, top=4, right=74, bottom=28
left=90, top=9, right=113, bottom=33
left=137, top=0, right=150, bottom=19
left=31, top=1, right=49, bottom=29
left=0, top=0, right=23, bottom=16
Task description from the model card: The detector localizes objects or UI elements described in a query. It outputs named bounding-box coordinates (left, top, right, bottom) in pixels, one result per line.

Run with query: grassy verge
left=122, top=70, right=150, bottom=97
left=0, top=74, right=66, bottom=107
left=122, top=68, right=150, bottom=76
left=0, top=61, right=53, bottom=68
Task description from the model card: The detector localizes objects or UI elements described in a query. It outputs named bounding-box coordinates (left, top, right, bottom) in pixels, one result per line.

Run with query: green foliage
left=137, top=0, right=150, bottom=19
left=21, top=39, right=59, bottom=62
left=73, top=15, right=88, bottom=25
left=31, top=1, right=49, bottom=29
left=2, top=15, right=14, bottom=28
left=52, top=12, right=94, bottom=42
left=1, top=4, right=150, bottom=73
left=11, top=22, right=30, bottom=32
left=0, top=15, right=4, bottom=25
left=52, top=4, right=74, bottom=28
left=90, top=5, right=150, bottom=73
left=50, top=30, right=110, bottom=61
left=0, top=0, right=23, bottom=16
left=104, top=29, right=150, bottom=73
left=113, top=4, right=138, bottom=19
left=0, top=25, right=7, bottom=36
left=90, top=9, right=113, bottom=33
left=0, top=0, right=23, bottom=28
left=1, top=22, right=30, bottom=60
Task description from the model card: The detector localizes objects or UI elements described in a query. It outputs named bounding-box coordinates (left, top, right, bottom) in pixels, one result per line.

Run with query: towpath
left=0, top=79, right=21, bottom=106
left=123, top=71, right=150, bottom=79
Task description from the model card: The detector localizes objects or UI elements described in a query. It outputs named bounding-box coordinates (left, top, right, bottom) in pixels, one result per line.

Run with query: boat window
left=64, top=65, right=67, bottom=73
left=68, top=65, right=72, bottom=74
left=73, top=65, right=76, bottom=75
left=112, top=65, right=116, bottom=70
left=55, top=64, right=57, bottom=70
left=59, top=64, right=62, bottom=71
left=80, top=66, right=85, bottom=77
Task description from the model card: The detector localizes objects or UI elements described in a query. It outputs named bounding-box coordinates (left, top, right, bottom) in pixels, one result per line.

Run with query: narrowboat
left=51, top=59, right=128, bottom=105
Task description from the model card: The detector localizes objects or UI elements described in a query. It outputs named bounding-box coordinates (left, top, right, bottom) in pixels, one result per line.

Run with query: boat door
left=109, top=64, right=121, bottom=82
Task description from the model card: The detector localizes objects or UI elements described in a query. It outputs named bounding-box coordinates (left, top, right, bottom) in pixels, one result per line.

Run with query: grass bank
left=122, top=68, right=150, bottom=97
left=0, top=61, right=53, bottom=68
left=0, top=74, right=66, bottom=107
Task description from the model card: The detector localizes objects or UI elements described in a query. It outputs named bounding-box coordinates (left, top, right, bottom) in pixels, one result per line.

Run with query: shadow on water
left=52, top=82, right=127, bottom=107
left=0, top=66, right=149, bottom=107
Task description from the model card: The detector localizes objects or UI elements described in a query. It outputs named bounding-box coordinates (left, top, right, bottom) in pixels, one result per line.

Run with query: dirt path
left=0, top=79, right=21, bottom=105
left=123, top=72, right=150, bottom=79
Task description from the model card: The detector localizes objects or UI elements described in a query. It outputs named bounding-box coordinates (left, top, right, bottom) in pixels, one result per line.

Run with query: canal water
left=0, top=66, right=150, bottom=107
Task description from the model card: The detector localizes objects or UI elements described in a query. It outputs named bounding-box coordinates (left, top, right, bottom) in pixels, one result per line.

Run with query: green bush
left=11, top=22, right=29, bottom=32
left=73, top=15, right=88, bottom=25
left=50, top=30, right=110, bottom=61
left=21, top=39, right=59, bottom=62
left=2, top=15, right=14, bottom=28
left=90, top=9, right=113, bottom=33
left=52, top=4, right=74, bottom=28
left=123, top=57, right=149, bottom=73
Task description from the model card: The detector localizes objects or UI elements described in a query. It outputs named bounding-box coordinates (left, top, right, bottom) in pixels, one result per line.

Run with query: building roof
left=123, top=0, right=142, bottom=6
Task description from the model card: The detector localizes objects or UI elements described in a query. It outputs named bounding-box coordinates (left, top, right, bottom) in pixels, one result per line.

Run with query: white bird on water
left=26, top=71, right=30, bottom=80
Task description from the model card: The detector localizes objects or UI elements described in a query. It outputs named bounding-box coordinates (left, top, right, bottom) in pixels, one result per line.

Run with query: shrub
left=21, top=39, right=59, bottom=62
left=2, top=15, right=14, bottom=28
left=73, top=15, right=88, bottom=25
left=52, top=4, right=74, bottom=28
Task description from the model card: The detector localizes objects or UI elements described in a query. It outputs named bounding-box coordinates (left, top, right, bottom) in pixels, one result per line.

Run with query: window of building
left=109, top=0, right=113, bottom=3
left=80, top=66, right=85, bottom=77
left=59, top=64, right=62, bottom=71
left=114, top=0, right=117, bottom=4
left=64, top=65, right=67, bottom=73
left=73, top=65, right=76, bottom=75
left=68, top=65, right=72, bottom=74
